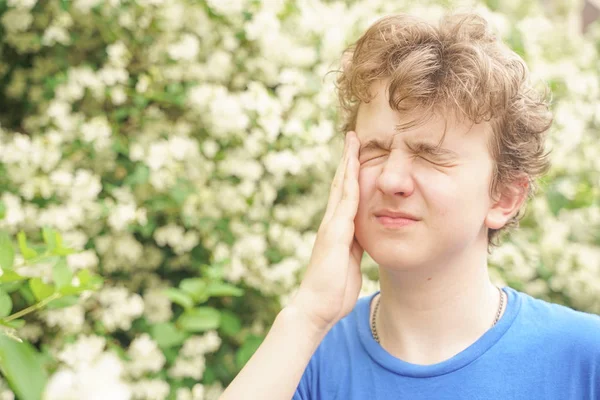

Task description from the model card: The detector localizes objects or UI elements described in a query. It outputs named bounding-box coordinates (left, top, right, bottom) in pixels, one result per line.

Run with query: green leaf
left=235, top=334, right=264, bottom=370
left=46, top=295, right=79, bottom=310
left=0, top=326, right=22, bottom=343
left=219, top=310, right=242, bottom=337
left=179, top=278, right=209, bottom=303
left=0, top=271, right=26, bottom=283
left=546, top=185, right=570, bottom=217
left=29, top=278, right=55, bottom=301
left=0, top=232, right=15, bottom=271
left=77, top=269, right=91, bottom=286
left=52, top=258, right=72, bottom=289
left=150, top=322, right=187, bottom=348
left=170, top=183, right=192, bottom=205
left=0, top=281, right=23, bottom=293
left=52, top=247, right=75, bottom=256
left=206, top=282, right=244, bottom=298
left=2, top=319, right=25, bottom=329
left=17, top=232, right=37, bottom=260
left=74, top=269, right=103, bottom=291
left=18, top=286, right=35, bottom=305
left=176, top=307, right=221, bottom=332
left=42, top=227, right=57, bottom=252
left=124, top=164, right=150, bottom=186
left=55, top=232, right=64, bottom=249
left=164, top=288, right=194, bottom=310
left=51, top=232, right=76, bottom=256
left=0, top=334, right=47, bottom=400
left=0, top=288, right=12, bottom=318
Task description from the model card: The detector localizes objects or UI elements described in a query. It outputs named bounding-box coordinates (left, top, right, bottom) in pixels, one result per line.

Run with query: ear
left=485, top=175, right=529, bottom=230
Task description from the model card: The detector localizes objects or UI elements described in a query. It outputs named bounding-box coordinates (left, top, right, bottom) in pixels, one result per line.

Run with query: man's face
left=354, top=80, right=496, bottom=271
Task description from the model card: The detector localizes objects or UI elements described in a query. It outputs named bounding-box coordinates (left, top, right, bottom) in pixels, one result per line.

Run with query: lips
left=373, top=209, right=420, bottom=221
left=375, top=215, right=418, bottom=228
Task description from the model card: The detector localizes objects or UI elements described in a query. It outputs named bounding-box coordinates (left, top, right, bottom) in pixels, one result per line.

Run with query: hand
left=289, top=131, right=364, bottom=333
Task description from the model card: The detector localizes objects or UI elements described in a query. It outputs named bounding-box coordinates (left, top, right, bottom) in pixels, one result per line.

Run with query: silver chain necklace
left=371, top=286, right=505, bottom=344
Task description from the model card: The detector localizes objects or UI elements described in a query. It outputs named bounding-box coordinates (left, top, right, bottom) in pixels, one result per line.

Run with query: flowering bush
left=0, top=0, right=598, bottom=398
left=0, top=228, right=102, bottom=400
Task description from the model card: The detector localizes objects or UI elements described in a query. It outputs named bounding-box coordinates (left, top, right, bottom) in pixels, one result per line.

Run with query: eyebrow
left=359, top=137, right=460, bottom=158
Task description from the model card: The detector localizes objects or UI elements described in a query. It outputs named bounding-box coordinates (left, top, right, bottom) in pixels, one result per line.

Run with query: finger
left=323, top=132, right=351, bottom=224
left=333, top=132, right=360, bottom=227
left=350, top=236, right=364, bottom=265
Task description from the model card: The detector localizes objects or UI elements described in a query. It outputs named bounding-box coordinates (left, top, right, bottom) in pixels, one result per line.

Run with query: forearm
left=220, top=305, right=328, bottom=400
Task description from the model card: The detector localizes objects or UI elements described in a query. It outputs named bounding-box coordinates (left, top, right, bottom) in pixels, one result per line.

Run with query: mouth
left=375, top=215, right=418, bottom=228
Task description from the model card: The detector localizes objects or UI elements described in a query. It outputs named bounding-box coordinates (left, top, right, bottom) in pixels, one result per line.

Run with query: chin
left=367, top=247, right=424, bottom=270
left=356, top=231, right=424, bottom=269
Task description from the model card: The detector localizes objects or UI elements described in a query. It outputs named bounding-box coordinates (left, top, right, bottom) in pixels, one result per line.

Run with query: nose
left=375, top=153, right=415, bottom=197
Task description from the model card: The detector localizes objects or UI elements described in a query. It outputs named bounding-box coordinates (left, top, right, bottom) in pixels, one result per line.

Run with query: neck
left=373, top=242, right=505, bottom=365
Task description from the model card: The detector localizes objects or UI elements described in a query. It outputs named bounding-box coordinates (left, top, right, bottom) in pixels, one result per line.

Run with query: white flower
left=191, top=385, right=205, bottom=400
left=61, top=230, right=89, bottom=250
left=262, top=150, right=303, bottom=176
left=17, top=323, right=43, bottom=342
left=135, top=75, right=150, bottom=93
left=108, top=203, right=138, bottom=232
left=180, top=331, right=222, bottom=357
left=218, top=153, right=264, bottom=182
left=8, top=0, right=37, bottom=9
left=245, top=11, right=280, bottom=41
left=44, top=305, right=85, bottom=334
left=45, top=350, right=131, bottom=400
left=146, top=142, right=170, bottom=171
left=143, top=288, right=173, bottom=324
left=67, top=169, right=102, bottom=202
left=1, top=9, right=33, bottom=33
left=98, top=66, right=129, bottom=86
left=94, top=287, right=144, bottom=332
left=206, top=0, right=246, bottom=16
left=232, top=233, right=267, bottom=260
left=168, top=136, right=196, bottom=161
left=111, top=86, right=128, bottom=105
left=205, top=51, right=233, bottom=82
left=42, top=26, right=71, bottom=46
left=208, top=90, right=249, bottom=138
left=72, top=0, right=102, bottom=13
left=107, top=41, right=131, bottom=67
left=126, top=334, right=166, bottom=378
left=308, top=119, right=335, bottom=144
left=168, top=355, right=206, bottom=380
left=81, top=116, right=112, bottom=144
left=57, top=335, right=107, bottom=368
left=201, top=140, right=219, bottom=159
left=153, top=224, right=199, bottom=255
left=67, top=250, right=99, bottom=271
left=129, top=379, right=169, bottom=400
left=168, top=34, right=200, bottom=61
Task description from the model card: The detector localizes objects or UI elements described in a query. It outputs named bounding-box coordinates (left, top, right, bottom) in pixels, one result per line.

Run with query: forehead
left=355, top=83, right=491, bottom=154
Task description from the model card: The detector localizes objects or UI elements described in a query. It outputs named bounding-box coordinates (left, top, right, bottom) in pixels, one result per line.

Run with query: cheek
left=415, top=170, right=459, bottom=217
left=357, top=167, right=376, bottom=200
left=418, top=169, right=489, bottom=222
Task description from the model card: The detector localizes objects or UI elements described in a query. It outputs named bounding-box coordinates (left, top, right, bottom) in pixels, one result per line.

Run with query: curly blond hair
left=335, top=13, right=553, bottom=250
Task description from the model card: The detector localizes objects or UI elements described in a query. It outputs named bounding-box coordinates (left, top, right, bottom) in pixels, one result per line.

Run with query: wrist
left=280, top=304, right=332, bottom=340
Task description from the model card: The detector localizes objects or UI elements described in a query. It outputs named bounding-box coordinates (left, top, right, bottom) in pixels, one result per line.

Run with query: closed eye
left=361, top=155, right=386, bottom=164
left=360, top=153, right=450, bottom=166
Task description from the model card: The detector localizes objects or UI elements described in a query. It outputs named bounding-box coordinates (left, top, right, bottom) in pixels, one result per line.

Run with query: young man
left=221, top=12, right=600, bottom=400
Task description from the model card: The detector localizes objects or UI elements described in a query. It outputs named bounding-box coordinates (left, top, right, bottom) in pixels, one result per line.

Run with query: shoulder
left=515, top=289, right=600, bottom=349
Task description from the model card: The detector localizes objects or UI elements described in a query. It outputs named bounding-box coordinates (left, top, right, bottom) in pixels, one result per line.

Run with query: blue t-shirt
left=294, top=286, right=600, bottom=399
